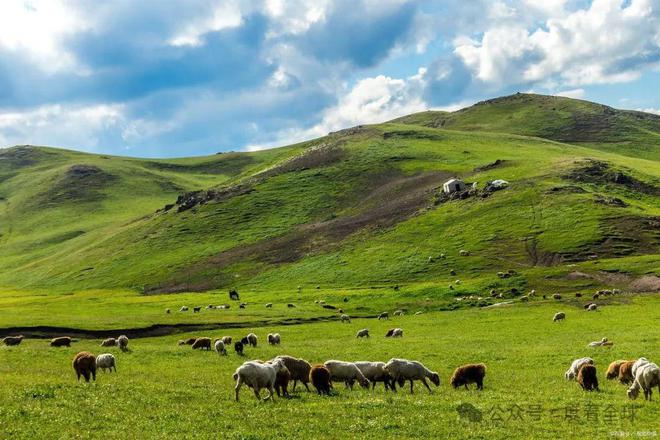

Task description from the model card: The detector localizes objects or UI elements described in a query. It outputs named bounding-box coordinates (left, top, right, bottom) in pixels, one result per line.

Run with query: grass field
left=0, top=295, right=658, bottom=439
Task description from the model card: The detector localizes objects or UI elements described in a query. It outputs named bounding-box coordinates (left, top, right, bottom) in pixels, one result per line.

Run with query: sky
left=0, top=0, right=659, bottom=157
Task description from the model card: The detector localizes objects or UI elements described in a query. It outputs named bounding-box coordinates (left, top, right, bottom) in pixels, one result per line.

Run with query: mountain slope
left=395, top=93, right=660, bottom=160
left=0, top=94, right=658, bottom=298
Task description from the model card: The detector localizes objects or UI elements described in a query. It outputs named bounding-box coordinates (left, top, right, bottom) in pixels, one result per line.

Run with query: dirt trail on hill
left=0, top=313, right=382, bottom=340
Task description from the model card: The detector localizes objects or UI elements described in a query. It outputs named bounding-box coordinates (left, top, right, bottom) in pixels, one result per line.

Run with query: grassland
left=0, top=93, right=658, bottom=439
left=0, top=296, right=658, bottom=439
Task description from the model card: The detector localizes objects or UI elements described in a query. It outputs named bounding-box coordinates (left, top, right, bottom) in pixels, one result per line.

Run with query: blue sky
left=0, top=0, right=659, bottom=157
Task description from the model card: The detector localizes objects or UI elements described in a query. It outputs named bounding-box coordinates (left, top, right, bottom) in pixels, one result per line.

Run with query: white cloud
left=555, top=88, right=585, bottom=99
left=0, top=0, right=88, bottom=72
left=0, top=104, right=125, bottom=151
left=454, top=0, right=660, bottom=88
left=636, top=107, right=660, bottom=115
left=168, top=1, right=243, bottom=47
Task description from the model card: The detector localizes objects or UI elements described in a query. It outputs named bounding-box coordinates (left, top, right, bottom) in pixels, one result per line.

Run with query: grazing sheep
left=206, top=304, right=214, bottom=309
left=565, top=357, right=594, bottom=380
left=393, top=310, right=404, bottom=316
left=100, top=338, right=116, bottom=347
left=450, top=363, right=487, bottom=390
left=627, top=362, right=660, bottom=400
left=180, top=306, right=189, bottom=312
left=116, top=335, right=129, bottom=351
left=73, top=351, right=96, bottom=382
left=193, top=307, right=201, bottom=313
left=384, top=358, right=440, bottom=394
left=287, top=303, right=296, bottom=308
left=2, top=335, right=24, bottom=346
left=183, top=338, right=197, bottom=345
left=324, top=360, right=370, bottom=389
left=214, top=339, right=227, bottom=355
left=239, top=303, right=246, bottom=309
left=378, top=312, right=389, bottom=320
left=340, top=314, right=351, bottom=323
left=385, top=328, right=395, bottom=337
left=245, top=333, right=257, bottom=347
left=354, top=361, right=394, bottom=391
left=265, top=303, right=273, bottom=308
left=229, top=289, right=239, bottom=300
left=583, top=302, right=594, bottom=310
left=50, top=337, right=72, bottom=347
left=632, top=358, right=650, bottom=378
left=587, top=303, right=598, bottom=311
left=575, top=292, right=582, bottom=298
left=274, top=355, right=312, bottom=392
left=459, top=250, right=470, bottom=256
left=552, top=294, right=562, bottom=300
left=356, top=329, right=370, bottom=338
left=386, top=328, right=403, bottom=338
left=192, top=337, right=211, bottom=350
left=415, top=311, right=423, bottom=316
left=221, top=336, right=232, bottom=345
left=234, top=341, right=244, bottom=355
left=267, top=333, right=281, bottom=345
left=232, top=359, right=288, bottom=401
left=96, top=353, right=117, bottom=373
left=577, top=364, right=599, bottom=391
left=166, top=308, right=171, bottom=314
left=274, top=367, right=291, bottom=398
left=606, top=360, right=631, bottom=380
left=310, top=365, right=333, bottom=395
left=592, top=293, right=600, bottom=300
left=553, top=312, right=566, bottom=322
left=618, top=361, right=636, bottom=384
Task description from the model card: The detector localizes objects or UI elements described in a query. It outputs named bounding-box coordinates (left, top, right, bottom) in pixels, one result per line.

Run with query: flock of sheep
left=566, top=356, right=659, bottom=400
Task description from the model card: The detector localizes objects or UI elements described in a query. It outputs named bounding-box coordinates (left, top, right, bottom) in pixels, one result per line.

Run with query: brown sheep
left=618, top=361, right=635, bottom=384
left=100, top=338, right=116, bottom=347
left=273, top=355, right=312, bottom=392
left=450, top=363, right=487, bottom=390
left=274, top=367, right=291, bottom=397
left=191, top=337, right=211, bottom=350
left=310, top=365, right=333, bottom=395
left=50, top=337, right=72, bottom=347
left=607, top=360, right=631, bottom=380
left=2, top=335, right=24, bottom=346
left=577, top=364, right=599, bottom=391
left=73, top=352, right=97, bottom=382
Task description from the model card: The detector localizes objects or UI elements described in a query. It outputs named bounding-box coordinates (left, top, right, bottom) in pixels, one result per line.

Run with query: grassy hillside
left=395, top=93, right=660, bottom=160
left=0, top=94, right=658, bottom=303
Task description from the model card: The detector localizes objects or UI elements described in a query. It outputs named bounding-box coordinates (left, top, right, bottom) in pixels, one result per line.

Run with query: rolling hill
left=0, top=93, right=658, bottom=303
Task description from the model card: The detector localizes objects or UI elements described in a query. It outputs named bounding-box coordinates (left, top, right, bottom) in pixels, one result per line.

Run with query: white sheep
left=214, top=339, right=227, bottom=355
left=180, top=306, right=189, bottom=312
left=565, top=357, right=594, bottom=380
left=354, top=361, right=394, bottom=390
left=96, top=353, right=117, bottom=373
left=391, top=328, right=404, bottom=338
left=627, top=362, right=660, bottom=400
left=632, top=358, right=650, bottom=378
left=553, top=312, right=566, bottom=322
left=340, top=314, right=351, bottom=323
left=414, top=311, right=423, bottom=316
left=232, top=359, right=288, bottom=401
left=323, top=360, right=370, bottom=389
left=393, top=310, right=404, bottom=316
left=116, top=335, right=129, bottom=351
left=383, top=358, right=440, bottom=393
left=356, top=329, right=370, bottom=338
left=587, top=303, right=598, bottom=311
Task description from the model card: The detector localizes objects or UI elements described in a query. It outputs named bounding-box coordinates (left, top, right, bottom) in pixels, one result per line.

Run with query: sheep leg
left=253, top=387, right=262, bottom=401
left=421, top=378, right=432, bottom=393
left=292, top=380, right=298, bottom=392
left=477, top=379, right=483, bottom=390
left=409, top=380, right=414, bottom=394
left=235, top=379, right=243, bottom=402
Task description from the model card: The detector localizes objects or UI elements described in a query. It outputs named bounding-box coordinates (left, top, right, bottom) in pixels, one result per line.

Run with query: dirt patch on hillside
left=565, top=160, right=659, bottom=196
left=563, top=271, right=659, bottom=292
left=630, top=275, right=660, bottom=292
left=147, top=170, right=451, bottom=294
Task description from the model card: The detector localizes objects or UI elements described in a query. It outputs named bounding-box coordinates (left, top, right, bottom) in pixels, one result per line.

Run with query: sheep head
left=359, top=378, right=371, bottom=389
left=627, top=386, right=640, bottom=400
left=430, top=372, right=441, bottom=386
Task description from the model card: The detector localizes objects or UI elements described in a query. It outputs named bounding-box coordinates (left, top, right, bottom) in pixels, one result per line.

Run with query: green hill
left=0, top=93, right=658, bottom=302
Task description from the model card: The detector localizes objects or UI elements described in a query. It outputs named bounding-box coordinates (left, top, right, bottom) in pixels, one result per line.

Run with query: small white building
left=443, top=178, right=466, bottom=194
